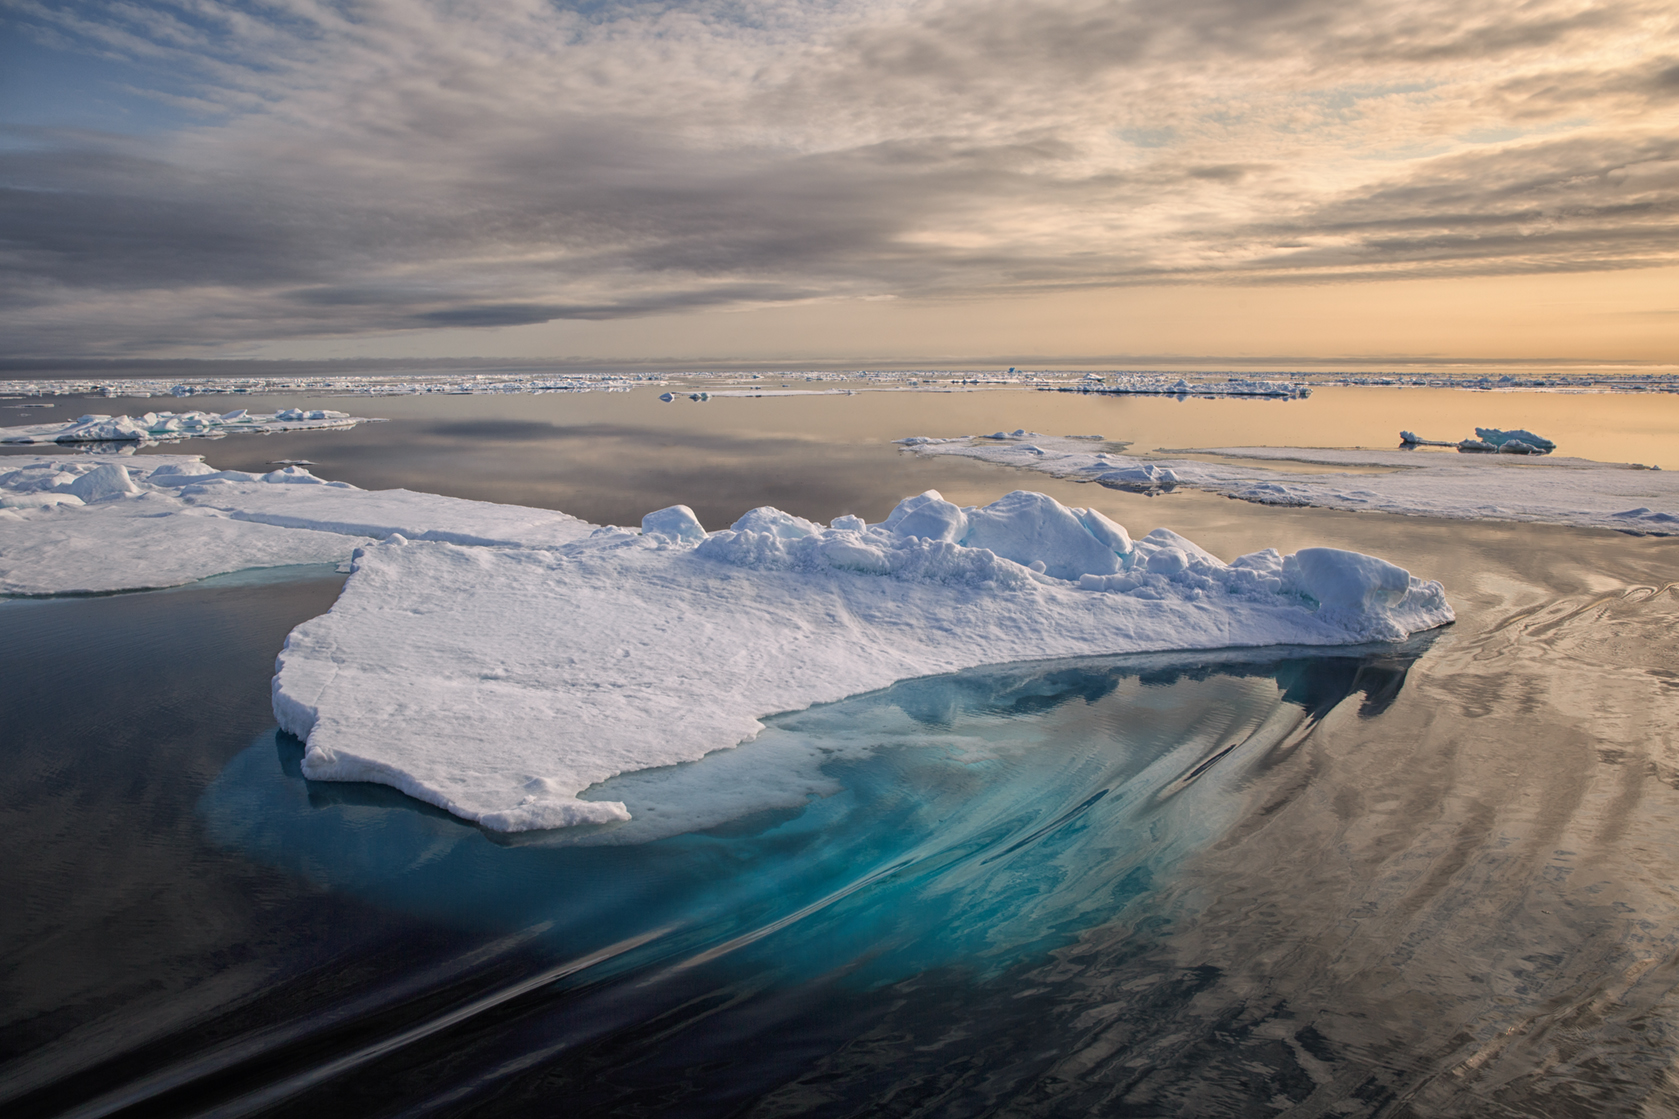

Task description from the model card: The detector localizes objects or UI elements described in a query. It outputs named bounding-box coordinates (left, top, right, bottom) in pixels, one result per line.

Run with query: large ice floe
left=0, top=408, right=372, bottom=446
left=271, top=489, right=1452, bottom=832
left=899, top=432, right=1679, bottom=534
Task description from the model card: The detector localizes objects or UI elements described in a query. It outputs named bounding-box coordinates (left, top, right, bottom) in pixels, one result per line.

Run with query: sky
left=1, top=0, right=1675, bottom=367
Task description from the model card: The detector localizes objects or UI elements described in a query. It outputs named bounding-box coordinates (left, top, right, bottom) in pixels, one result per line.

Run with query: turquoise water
left=177, top=646, right=1425, bottom=1115
left=205, top=649, right=1415, bottom=978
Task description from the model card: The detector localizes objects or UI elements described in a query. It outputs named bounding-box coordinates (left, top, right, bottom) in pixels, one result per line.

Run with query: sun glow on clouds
left=1, top=0, right=1675, bottom=360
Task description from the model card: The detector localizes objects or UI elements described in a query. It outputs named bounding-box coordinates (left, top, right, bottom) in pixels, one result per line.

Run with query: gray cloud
left=1, top=0, right=1676, bottom=355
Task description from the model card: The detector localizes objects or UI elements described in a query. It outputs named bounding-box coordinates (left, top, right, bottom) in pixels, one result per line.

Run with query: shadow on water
left=6, top=641, right=1428, bottom=1119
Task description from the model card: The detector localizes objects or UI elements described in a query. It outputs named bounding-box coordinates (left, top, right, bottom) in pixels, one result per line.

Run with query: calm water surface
left=2, top=388, right=1678, bottom=1116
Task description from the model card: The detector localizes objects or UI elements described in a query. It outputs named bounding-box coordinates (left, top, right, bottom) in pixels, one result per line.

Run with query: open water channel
left=3, top=384, right=1678, bottom=1116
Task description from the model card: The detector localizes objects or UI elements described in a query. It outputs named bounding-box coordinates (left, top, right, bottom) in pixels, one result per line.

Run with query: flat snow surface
left=899, top=434, right=1679, bottom=533
left=273, top=490, right=1453, bottom=832
left=0, top=455, right=592, bottom=594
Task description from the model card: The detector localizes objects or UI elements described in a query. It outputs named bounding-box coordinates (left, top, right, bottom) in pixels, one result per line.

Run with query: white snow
left=0, top=409, right=372, bottom=446
left=0, top=455, right=593, bottom=594
left=271, top=488, right=1452, bottom=833
left=897, top=433, right=1679, bottom=534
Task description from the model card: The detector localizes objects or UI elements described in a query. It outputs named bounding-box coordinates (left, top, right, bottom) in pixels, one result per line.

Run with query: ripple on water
left=8, top=527, right=1679, bottom=1118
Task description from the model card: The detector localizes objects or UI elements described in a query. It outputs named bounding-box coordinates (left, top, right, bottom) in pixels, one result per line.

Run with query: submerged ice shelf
left=899, top=433, right=1679, bottom=533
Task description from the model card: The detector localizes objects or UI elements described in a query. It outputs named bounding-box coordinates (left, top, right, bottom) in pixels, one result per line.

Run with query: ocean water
left=3, top=388, right=1679, bottom=1116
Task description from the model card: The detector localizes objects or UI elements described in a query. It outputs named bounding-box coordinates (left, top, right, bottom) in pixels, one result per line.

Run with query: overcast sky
left=2, top=0, right=1675, bottom=364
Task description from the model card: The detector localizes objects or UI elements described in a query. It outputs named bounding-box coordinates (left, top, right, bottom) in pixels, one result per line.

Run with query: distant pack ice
left=0, top=408, right=374, bottom=446
left=272, top=489, right=1453, bottom=833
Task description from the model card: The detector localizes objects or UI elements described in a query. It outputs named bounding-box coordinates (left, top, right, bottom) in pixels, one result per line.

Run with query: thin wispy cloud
left=1, top=0, right=1674, bottom=355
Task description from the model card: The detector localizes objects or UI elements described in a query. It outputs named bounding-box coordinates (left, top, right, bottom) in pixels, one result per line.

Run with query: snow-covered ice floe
left=898, top=433, right=1679, bottom=534
left=0, top=456, right=592, bottom=594
left=271, top=489, right=1451, bottom=833
left=0, top=408, right=373, bottom=446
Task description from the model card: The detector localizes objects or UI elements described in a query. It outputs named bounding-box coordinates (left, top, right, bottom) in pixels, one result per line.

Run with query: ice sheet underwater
left=209, top=645, right=1432, bottom=986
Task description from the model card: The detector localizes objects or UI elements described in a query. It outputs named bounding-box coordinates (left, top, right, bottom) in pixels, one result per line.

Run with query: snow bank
left=897, top=433, right=1679, bottom=535
left=272, top=489, right=1452, bottom=833
left=0, top=409, right=371, bottom=446
left=0, top=455, right=594, bottom=594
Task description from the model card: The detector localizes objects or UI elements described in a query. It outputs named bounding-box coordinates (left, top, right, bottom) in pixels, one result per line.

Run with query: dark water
left=4, top=391, right=1679, bottom=1116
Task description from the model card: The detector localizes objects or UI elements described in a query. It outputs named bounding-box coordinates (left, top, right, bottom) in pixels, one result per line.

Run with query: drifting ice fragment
left=1399, top=431, right=1455, bottom=447
left=1400, top=428, right=1555, bottom=454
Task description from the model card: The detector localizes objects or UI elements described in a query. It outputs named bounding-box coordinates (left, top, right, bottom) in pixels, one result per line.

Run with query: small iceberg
left=1399, top=428, right=1555, bottom=454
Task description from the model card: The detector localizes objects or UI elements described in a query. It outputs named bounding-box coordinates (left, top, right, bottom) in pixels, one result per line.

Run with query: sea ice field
left=3, top=381, right=1679, bottom=1117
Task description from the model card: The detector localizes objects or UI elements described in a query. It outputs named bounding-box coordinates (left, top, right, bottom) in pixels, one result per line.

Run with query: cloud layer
left=2, top=0, right=1676, bottom=355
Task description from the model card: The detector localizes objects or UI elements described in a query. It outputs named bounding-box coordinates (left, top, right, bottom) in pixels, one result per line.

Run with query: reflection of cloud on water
left=202, top=640, right=1432, bottom=987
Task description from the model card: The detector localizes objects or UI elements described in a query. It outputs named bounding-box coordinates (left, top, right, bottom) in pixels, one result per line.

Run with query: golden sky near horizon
left=3, top=0, right=1676, bottom=364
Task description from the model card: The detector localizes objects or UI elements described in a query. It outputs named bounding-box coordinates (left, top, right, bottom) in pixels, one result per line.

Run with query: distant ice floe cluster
left=5, top=366, right=1678, bottom=403
left=1, top=373, right=655, bottom=400
left=898, top=432, right=1679, bottom=535
left=1318, top=371, right=1679, bottom=393
left=1055, top=374, right=1311, bottom=399
left=0, top=408, right=369, bottom=447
